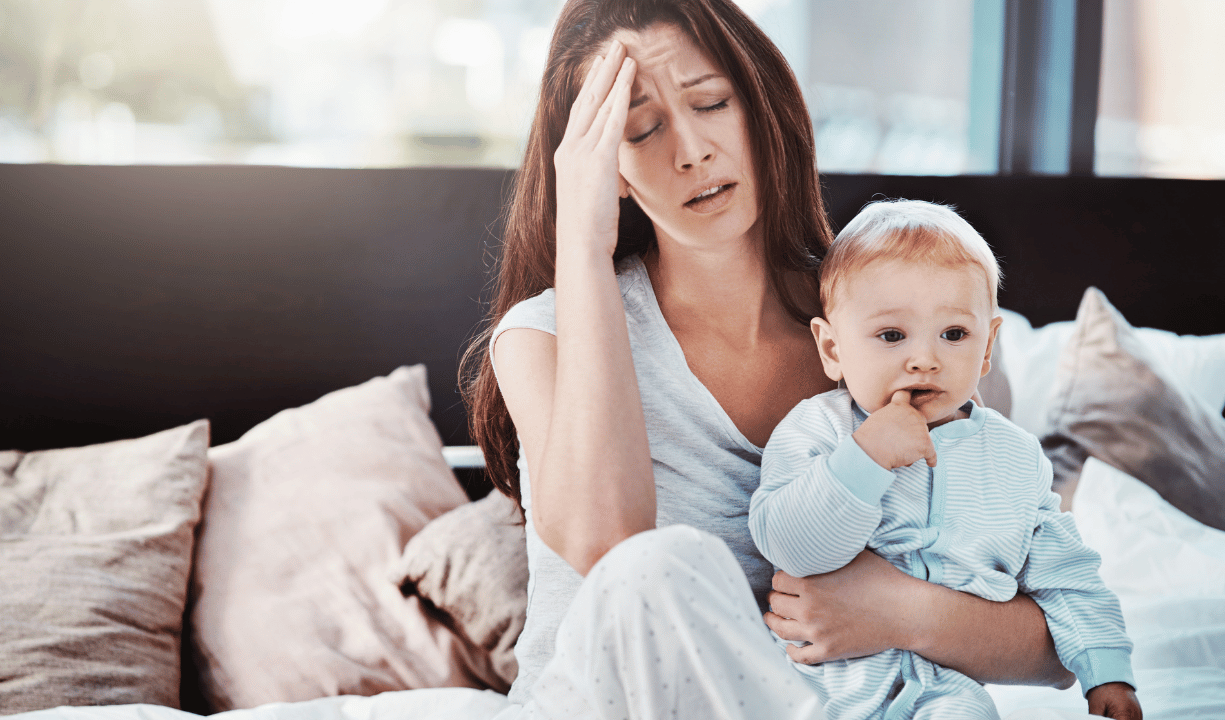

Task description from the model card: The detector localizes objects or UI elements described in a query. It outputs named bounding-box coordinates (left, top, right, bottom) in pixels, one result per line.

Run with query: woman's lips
left=684, top=183, right=735, bottom=213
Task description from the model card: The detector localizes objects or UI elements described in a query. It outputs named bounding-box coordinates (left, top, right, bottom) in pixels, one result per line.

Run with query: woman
left=463, top=0, right=1074, bottom=715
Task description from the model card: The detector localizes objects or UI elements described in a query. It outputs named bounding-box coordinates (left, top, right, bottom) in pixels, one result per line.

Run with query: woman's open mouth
left=684, top=183, right=735, bottom=212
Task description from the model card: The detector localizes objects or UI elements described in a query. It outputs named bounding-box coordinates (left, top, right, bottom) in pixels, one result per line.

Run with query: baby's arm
left=750, top=396, right=895, bottom=577
left=1015, top=449, right=1139, bottom=717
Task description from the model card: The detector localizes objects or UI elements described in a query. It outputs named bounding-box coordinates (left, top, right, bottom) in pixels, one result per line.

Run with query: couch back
left=2, top=165, right=1222, bottom=457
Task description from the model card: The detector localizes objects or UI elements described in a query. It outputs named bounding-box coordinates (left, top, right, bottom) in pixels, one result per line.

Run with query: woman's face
left=608, top=24, right=759, bottom=253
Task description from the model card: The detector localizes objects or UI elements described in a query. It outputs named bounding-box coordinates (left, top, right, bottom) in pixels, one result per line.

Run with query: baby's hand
left=852, top=390, right=937, bottom=470
left=1087, top=682, right=1141, bottom=720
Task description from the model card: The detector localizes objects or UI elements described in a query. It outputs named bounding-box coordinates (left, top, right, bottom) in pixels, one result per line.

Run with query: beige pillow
left=391, top=490, right=527, bottom=692
left=189, top=365, right=480, bottom=711
left=1044, top=287, right=1225, bottom=528
left=0, top=420, right=210, bottom=713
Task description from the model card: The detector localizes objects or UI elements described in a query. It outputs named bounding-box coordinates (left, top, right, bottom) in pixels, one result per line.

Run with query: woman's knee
left=586, top=525, right=744, bottom=600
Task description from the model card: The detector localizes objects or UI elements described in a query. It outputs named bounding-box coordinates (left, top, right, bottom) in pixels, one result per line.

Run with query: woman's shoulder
left=497, top=288, right=558, bottom=339
left=493, top=254, right=650, bottom=340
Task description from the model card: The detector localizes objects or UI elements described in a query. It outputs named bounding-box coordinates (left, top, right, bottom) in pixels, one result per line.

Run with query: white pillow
left=995, top=310, right=1074, bottom=436
left=1073, top=457, right=1225, bottom=671
left=996, top=307, right=1225, bottom=437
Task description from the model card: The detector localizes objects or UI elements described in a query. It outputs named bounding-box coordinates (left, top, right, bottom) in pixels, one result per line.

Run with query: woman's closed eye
left=626, top=99, right=732, bottom=144
left=627, top=125, right=658, bottom=144
left=941, top=327, right=969, bottom=342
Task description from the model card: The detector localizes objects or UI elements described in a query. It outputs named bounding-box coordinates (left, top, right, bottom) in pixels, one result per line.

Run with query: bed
left=1, top=165, right=1223, bottom=719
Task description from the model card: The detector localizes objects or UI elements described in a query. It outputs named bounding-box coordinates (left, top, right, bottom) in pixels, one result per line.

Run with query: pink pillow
left=0, top=421, right=209, bottom=713
left=189, top=366, right=478, bottom=710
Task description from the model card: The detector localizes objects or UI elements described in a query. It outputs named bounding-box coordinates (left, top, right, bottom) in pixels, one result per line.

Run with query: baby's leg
left=903, top=661, right=1000, bottom=720
left=522, top=525, right=824, bottom=720
left=786, top=651, right=908, bottom=720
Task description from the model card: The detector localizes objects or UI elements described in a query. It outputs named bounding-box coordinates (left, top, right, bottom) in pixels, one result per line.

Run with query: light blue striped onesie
left=750, top=389, right=1134, bottom=720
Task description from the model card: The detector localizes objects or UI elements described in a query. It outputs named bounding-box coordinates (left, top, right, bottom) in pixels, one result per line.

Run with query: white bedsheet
left=9, top=458, right=1223, bottom=720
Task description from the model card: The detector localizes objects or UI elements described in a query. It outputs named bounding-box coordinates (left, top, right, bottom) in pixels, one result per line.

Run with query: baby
left=749, top=200, right=1141, bottom=720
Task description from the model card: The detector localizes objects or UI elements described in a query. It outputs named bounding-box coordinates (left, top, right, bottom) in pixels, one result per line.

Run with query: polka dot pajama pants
left=502, top=525, right=826, bottom=720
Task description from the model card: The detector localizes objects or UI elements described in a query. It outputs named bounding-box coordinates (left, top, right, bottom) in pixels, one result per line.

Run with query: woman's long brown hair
left=460, top=0, right=834, bottom=505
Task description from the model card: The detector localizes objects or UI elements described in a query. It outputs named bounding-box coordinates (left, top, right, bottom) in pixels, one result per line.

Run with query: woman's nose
left=673, top=117, right=714, bottom=170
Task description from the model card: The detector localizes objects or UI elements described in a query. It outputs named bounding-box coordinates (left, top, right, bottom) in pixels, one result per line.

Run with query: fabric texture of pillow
left=1073, top=457, right=1225, bottom=672
left=189, top=365, right=479, bottom=711
left=997, top=306, right=1225, bottom=438
left=390, top=489, right=528, bottom=693
left=1042, top=287, right=1225, bottom=528
left=0, top=420, right=210, bottom=713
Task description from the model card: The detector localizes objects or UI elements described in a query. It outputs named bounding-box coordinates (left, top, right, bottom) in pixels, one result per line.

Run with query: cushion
left=994, top=309, right=1076, bottom=434
left=0, top=420, right=210, bottom=713
left=1042, top=288, right=1225, bottom=528
left=1073, top=457, right=1225, bottom=671
left=189, top=365, right=478, bottom=711
left=391, top=490, right=528, bottom=692
left=997, top=306, right=1225, bottom=436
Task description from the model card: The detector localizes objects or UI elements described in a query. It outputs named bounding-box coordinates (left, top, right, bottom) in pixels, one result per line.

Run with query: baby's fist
left=1087, top=682, right=1141, bottom=720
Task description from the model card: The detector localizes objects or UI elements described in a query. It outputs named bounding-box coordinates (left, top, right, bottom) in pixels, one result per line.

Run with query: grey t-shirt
left=491, top=254, right=774, bottom=705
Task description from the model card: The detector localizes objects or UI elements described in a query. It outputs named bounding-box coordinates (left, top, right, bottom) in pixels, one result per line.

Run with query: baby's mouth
left=908, top=388, right=940, bottom=405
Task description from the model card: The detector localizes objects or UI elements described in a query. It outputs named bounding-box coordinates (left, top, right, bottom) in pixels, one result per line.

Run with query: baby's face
left=812, top=259, right=1001, bottom=428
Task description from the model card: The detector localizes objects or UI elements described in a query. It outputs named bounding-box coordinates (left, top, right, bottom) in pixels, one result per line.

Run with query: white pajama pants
left=497, top=525, right=826, bottom=720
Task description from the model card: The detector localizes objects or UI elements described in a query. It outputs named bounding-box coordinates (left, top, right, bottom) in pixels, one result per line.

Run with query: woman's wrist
left=889, top=568, right=938, bottom=655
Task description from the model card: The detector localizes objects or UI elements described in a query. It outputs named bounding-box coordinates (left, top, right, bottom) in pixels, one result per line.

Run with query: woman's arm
left=764, top=550, right=1075, bottom=688
left=494, top=43, right=653, bottom=577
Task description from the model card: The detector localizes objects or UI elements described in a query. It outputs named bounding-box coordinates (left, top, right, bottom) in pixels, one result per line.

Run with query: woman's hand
left=553, top=40, right=636, bottom=261
left=764, top=549, right=915, bottom=664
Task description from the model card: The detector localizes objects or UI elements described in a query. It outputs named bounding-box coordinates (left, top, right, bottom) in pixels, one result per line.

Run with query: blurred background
left=0, top=0, right=1221, bottom=177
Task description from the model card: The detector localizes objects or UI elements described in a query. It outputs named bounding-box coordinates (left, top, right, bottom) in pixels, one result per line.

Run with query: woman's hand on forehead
left=554, top=40, right=636, bottom=259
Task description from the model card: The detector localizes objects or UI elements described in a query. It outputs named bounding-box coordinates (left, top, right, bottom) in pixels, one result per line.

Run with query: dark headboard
left=2, top=166, right=1222, bottom=457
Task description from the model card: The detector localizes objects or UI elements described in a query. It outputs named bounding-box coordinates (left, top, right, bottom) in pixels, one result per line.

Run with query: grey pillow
left=1043, top=287, right=1225, bottom=528
left=391, top=490, right=527, bottom=692
left=0, top=420, right=210, bottom=713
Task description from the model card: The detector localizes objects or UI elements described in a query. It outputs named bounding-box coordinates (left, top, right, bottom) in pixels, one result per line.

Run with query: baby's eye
left=942, top=328, right=968, bottom=342
left=878, top=330, right=905, bottom=343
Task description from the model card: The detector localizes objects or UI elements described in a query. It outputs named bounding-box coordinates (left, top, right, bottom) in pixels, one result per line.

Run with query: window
left=0, top=0, right=1220, bottom=178
left=1096, top=0, right=1225, bottom=178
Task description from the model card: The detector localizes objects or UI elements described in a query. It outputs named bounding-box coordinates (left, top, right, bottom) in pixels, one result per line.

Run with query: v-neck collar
left=623, top=255, right=765, bottom=455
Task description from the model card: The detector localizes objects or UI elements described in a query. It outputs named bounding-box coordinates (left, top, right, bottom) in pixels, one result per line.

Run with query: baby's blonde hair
left=819, top=199, right=1001, bottom=315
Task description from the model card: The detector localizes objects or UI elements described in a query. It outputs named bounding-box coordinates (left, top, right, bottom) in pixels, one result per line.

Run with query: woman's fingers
left=596, top=56, right=635, bottom=148
left=565, top=40, right=628, bottom=139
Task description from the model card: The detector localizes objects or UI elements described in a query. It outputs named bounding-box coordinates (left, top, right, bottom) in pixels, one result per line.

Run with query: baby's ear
left=981, top=314, right=1004, bottom=377
left=810, top=317, right=843, bottom=382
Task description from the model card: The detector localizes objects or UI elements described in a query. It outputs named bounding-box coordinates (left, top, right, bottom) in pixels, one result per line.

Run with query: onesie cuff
left=827, top=435, right=896, bottom=505
left=1065, top=648, right=1136, bottom=696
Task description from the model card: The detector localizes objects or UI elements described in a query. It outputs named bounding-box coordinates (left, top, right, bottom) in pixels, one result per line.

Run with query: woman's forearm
left=904, top=580, right=1074, bottom=688
left=534, top=245, right=656, bottom=575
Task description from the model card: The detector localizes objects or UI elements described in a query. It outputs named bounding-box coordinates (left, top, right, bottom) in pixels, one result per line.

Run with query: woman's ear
left=810, top=317, right=843, bottom=382
left=981, top=314, right=1004, bottom=377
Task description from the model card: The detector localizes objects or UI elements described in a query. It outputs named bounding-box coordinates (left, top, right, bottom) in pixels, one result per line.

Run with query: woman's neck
left=644, top=237, right=791, bottom=347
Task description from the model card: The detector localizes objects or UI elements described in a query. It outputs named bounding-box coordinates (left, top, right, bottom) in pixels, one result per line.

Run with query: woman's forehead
left=600, top=24, right=722, bottom=86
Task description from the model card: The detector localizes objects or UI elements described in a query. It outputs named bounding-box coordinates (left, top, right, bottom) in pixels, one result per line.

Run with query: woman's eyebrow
left=680, top=72, right=720, bottom=89
left=629, top=73, right=724, bottom=110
